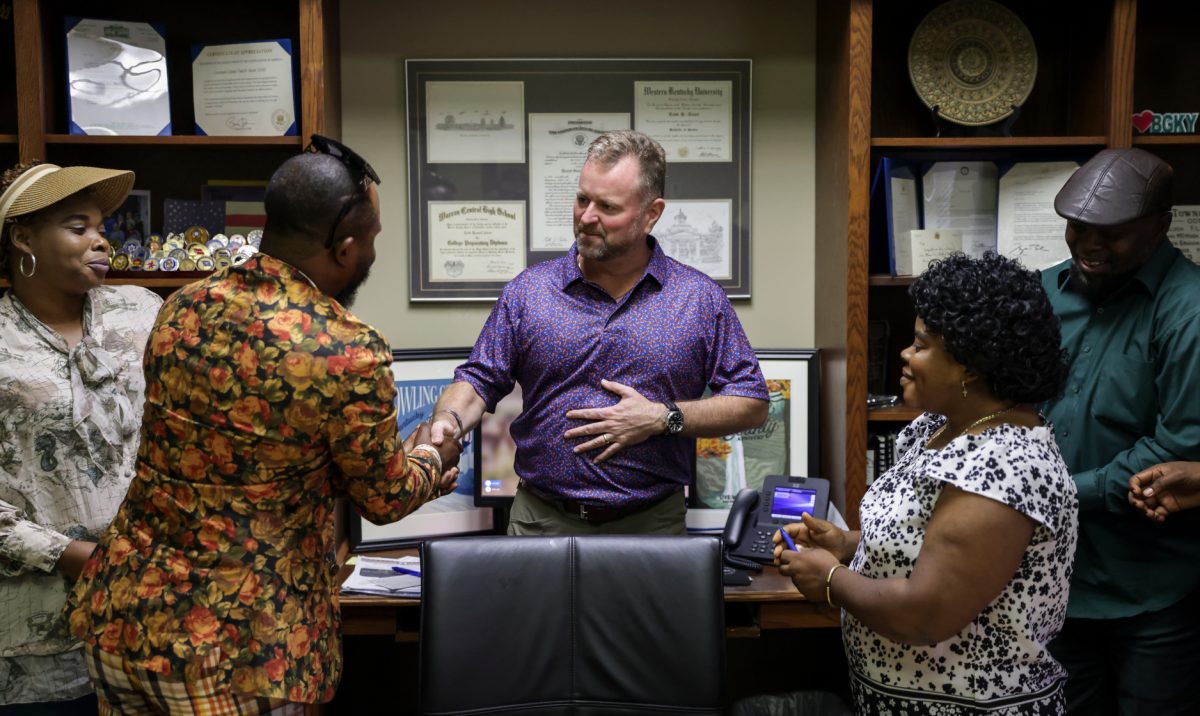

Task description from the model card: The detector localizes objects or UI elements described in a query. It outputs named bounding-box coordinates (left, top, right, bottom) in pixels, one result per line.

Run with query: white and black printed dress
left=845, top=413, right=1079, bottom=716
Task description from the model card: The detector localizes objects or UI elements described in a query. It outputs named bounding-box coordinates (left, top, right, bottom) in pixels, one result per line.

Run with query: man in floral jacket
left=67, top=138, right=460, bottom=713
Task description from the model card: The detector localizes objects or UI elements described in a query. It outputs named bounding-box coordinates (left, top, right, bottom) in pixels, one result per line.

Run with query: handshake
left=403, top=410, right=466, bottom=497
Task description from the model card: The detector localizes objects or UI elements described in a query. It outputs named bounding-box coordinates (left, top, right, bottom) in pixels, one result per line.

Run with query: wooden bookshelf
left=816, top=0, right=1140, bottom=528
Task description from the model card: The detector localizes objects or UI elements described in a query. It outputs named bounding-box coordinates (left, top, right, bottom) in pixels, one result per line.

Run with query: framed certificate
left=406, top=59, right=753, bottom=301
left=191, top=40, right=298, bottom=136
left=66, top=18, right=171, bottom=136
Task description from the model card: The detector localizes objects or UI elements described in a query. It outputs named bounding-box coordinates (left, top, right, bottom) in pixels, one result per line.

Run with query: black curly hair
left=909, top=252, right=1068, bottom=404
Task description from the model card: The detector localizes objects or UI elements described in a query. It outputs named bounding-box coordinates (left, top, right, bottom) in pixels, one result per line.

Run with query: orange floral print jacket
left=67, top=255, right=442, bottom=703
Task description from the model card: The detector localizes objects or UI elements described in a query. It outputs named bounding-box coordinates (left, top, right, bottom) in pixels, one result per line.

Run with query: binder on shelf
left=870, top=157, right=924, bottom=276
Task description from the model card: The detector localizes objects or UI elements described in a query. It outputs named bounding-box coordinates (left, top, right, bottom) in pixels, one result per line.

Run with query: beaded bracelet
left=410, top=443, right=443, bottom=473
left=826, top=563, right=848, bottom=608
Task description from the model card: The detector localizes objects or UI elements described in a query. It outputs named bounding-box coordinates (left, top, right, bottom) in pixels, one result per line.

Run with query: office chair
left=420, top=535, right=726, bottom=715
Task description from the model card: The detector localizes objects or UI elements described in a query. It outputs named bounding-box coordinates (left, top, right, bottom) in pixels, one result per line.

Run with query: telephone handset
left=721, top=475, right=831, bottom=566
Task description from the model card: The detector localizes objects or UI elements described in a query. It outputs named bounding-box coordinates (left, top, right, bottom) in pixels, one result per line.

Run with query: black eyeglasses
left=305, top=134, right=381, bottom=247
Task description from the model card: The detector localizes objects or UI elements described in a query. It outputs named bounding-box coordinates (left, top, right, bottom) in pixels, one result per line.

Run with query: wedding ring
left=603, top=433, right=613, bottom=445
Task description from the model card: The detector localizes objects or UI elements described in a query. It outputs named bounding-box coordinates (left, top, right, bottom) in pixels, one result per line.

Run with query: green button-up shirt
left=1043, top=240, right=1200, bottom=619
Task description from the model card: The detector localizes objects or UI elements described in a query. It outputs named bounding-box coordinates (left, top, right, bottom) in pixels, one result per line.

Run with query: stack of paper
left=340, top=555, right=421, bottom=598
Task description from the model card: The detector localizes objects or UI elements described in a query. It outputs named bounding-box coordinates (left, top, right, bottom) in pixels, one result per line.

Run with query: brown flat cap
left=1054, top=148, right=1173, bottom=227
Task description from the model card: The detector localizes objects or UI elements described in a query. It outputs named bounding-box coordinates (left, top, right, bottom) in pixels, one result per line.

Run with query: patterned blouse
left=0, top=286, right=161, bottom=703
left=67, top=255, right=443, bottom=703
left=846, top=413, right=1079, bottom=716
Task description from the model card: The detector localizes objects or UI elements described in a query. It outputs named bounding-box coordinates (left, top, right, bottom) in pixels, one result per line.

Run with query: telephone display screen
left=770, top=486, right=817, bottom=521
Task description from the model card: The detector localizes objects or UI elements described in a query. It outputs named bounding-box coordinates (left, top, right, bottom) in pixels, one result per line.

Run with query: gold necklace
left=926, top=405, right=1017, bottom=449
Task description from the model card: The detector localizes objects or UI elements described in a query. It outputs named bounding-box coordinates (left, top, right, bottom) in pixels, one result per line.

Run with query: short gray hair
left=585, top=130, right=666, bottom=205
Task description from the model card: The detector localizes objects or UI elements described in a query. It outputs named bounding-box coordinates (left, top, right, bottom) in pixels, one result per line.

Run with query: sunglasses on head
left=305, top=134, right=381, bottom=247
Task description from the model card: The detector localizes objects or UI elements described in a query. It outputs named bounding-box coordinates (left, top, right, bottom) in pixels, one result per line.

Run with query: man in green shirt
left=1043, top=148, right=1200, bottom=716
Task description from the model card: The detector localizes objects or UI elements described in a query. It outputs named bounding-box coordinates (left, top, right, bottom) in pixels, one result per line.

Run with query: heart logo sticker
left=1132, top=110, right=1154, bottom=133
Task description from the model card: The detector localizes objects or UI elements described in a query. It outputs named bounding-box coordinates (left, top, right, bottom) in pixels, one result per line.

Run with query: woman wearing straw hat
left=0, top=161, right=160, bottom=713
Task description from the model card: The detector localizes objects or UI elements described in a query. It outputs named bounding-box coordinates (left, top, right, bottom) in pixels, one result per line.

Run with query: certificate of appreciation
left=528, top=113, right=630, bottom=251
left=634, top=81, right=733, bottom=162
left=192, top=40, right=297, bottom=136
left=428, top=202, right=526, bottom=282
left=66, top=18, right=170, bottom=136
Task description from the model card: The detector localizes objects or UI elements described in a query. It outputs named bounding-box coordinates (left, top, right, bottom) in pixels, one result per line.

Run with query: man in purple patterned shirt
left=432, top=131, right=768, bottom=534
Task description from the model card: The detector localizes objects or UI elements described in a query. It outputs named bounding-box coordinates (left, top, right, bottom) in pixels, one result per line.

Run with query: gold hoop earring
left=18, top=253, right=36, bottom=278
left=961, top=380, right=968, bottom=399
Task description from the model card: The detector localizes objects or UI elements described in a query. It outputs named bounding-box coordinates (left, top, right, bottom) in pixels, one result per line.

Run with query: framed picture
left=106, top=189, right=151, bottom=243
left=406, top=58, right=753, bottom=301
left=474, top=384, right=522, bottom=507
left=692, top=349, right=821, bottom=509
left=348, top=348, right=496, bottom=552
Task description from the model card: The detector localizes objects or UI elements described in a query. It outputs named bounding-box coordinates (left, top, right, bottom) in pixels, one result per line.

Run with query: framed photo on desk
left=348, top=348, right=495, bottom=552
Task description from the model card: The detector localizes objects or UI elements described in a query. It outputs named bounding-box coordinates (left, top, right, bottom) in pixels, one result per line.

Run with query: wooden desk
left=337, top=549, right=840, bottom=640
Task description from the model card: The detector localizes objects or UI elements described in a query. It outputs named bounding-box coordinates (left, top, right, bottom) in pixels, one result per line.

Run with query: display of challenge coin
left=196, top=256, right=216, bottom=271
left=159, top=257, right=180, bottom=271
left=231, top=253, right=250, bottom=266
left=227, top=234, right=246, bottom=250
left=143, top=257, right=160, bottom=271
left=186, top=242, right=210, bottom=258
left=214, top=248, right=231, bottom=260
left=215, top=256, right=232, bottom=270
left=180, top=258, right=197, bottom=271
left=111, top=253, right=130, bottom=270
left=247, top=229, right=263, bottom=247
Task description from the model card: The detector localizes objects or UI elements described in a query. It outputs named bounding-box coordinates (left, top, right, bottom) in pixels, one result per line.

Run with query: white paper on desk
left=1168, top=205, right=1200, bottom=264
left=997, top=161, right=1078, bottom=270
left=923, top=162, right=998, bottom=258
left=341, top=556, right=421, bottom=597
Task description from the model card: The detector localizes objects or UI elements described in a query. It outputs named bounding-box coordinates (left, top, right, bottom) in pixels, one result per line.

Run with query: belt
left=521, top=482, right=677, bottom=526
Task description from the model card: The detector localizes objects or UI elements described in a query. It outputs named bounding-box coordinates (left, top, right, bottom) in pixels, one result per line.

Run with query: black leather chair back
left=420, top=535, right=726, bottom=715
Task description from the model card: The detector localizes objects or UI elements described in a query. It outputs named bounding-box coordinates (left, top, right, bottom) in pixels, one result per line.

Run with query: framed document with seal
left=191, top=39, right=298, bottom=136
left=66, top=17, right=171, bottom=136
left=406, top=59, right=752, bottom=301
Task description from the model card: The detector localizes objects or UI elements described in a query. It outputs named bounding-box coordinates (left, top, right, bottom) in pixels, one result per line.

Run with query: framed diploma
left=348, top=348, right=496, bottom=552
left=406, top=59, right=752, bottom=301
left=191, top=40, right=298, bottom=136
left=66, top=18, right=171, bottom=136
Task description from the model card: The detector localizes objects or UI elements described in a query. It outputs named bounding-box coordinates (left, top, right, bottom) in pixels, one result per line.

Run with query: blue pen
left=391, top=565, right=422, bottom=577
left=778, top=529, right=799, bottom=552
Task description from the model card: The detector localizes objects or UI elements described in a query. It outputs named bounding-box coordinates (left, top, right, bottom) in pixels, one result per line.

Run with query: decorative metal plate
left=908, top=0, right=1037, bottom=127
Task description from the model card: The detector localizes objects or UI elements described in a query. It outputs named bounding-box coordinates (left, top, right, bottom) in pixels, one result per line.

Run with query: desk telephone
left=721, top=475, right=831, bottom=571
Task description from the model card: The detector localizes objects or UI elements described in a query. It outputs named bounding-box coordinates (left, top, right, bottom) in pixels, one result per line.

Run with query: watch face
left=666, top=410, right=684, bottom=435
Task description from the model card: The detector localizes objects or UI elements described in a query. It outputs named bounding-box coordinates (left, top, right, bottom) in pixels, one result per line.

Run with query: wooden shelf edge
left=869, top=274, right=915, bottom=286
left=0, top=134, right=17, bottom=144
left=868, top=406, right=920, bottom=422
left=44, top=134, right=303, bottom=147
left=871, top=135, right=1108, bottom=148
left=1132, top=135, right=1200, bottom=146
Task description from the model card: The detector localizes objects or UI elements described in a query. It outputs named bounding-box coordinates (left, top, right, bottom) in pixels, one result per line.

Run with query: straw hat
left=0, top=163, right=135, bottom=224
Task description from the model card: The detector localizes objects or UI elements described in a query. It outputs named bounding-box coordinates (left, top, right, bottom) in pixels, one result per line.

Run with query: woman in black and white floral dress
left=776, top=253, right=1078, bottom=715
